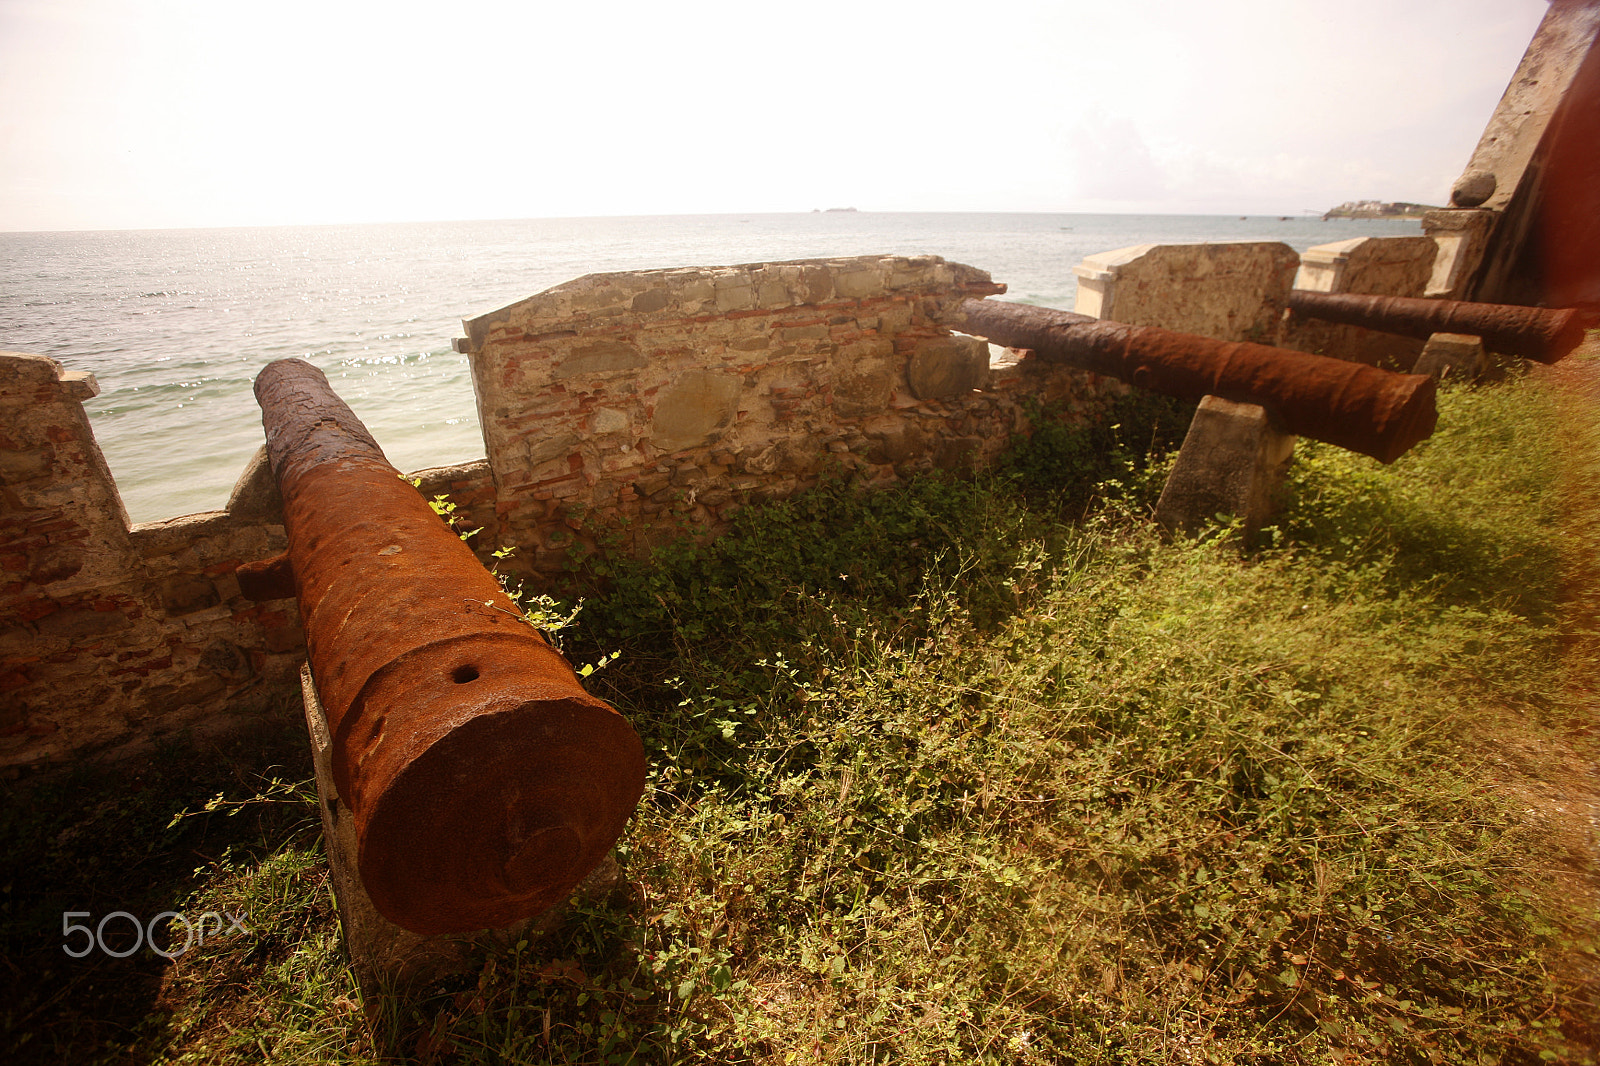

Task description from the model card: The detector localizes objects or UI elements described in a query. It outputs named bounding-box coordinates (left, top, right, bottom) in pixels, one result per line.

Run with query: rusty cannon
left=1286, top=290, right=1599, bottom=364
left=244, top=358, right=645, bottom=936
left=956, top=297, right=1438, bottom=464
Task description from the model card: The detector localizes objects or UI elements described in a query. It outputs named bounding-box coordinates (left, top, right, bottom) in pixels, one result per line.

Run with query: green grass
left=4, top=370, right=1596, bottom=1064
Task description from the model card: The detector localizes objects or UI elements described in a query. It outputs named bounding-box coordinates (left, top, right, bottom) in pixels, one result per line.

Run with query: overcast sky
left=0, top=0, right=1550, bottom=231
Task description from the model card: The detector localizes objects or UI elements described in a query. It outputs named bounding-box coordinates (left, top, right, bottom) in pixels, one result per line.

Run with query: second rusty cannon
left=957, top=297, right=1438, bottom=463
left=241, top=358, right=646, bottom=936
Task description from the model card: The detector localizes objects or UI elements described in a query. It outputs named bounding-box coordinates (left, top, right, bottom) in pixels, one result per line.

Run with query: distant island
left=812, top=207, right=858, bottom=213
left=1323, top=200, right=1439, bottom=220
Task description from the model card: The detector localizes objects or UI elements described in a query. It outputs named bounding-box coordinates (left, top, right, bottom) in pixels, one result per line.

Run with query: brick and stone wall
left=1, top=355, right=304, bottom=771
left=3, top=256, right=1117, bottom=770
left=456, top=255, right=1107, bottom=575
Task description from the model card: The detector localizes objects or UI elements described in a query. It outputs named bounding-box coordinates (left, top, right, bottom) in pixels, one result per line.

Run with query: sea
left=0, top=212, right=1422, bottom=523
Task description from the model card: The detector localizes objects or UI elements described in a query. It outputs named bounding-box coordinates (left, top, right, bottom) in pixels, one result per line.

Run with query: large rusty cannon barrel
left=957, top=298, right=1437, bottom=464
left=253, top=358, right=645, bottom=936
left=1286, top=290, right=1598, bottom=363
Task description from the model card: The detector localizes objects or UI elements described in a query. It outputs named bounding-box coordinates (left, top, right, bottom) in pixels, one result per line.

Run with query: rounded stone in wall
left=649, top=370, right=742, bottom=452
left=1451, top=169, right=1496, bottom=208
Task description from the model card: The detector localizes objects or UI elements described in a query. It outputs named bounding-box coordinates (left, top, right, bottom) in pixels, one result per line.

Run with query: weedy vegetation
left=3, top=363, right=1596, bottom=1064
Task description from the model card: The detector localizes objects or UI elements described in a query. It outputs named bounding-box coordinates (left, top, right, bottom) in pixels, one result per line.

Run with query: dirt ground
left=1510, top=339, right=1600, bottom=1050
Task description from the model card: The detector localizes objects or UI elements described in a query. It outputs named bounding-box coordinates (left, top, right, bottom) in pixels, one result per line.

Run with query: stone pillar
left=1411, top=333, right=1488, bottom=381
left=1421, top=209, right=1497, bottom=299
left=1153, top=397, right=1296, bottom=542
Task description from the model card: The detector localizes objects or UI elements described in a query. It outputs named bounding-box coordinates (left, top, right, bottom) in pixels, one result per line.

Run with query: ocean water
left=0, top=212, right=1422, bottom=522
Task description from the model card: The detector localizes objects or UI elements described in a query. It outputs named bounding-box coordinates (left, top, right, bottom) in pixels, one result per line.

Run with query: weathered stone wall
left=1430, top=2, right=1600, bottom=306
left=1282, top=235, right=1439, bottom=369
left=1070, top=241, right=1300, bottom=342
left=0, top=352, right=508, bottom=773
left=457, top=255, right=1105, bottom=574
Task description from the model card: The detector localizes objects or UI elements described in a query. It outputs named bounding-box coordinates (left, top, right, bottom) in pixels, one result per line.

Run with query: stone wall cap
left=0, top=350, right=68, bottom=388
left=129, top=510, right=234, bottom=541
left=459, top=254, right=995, bottom=353
left=1300, top=238, right=1369, bottom=264
left=1077, top=241, right=1296, bottom=278
left=58, top=369, right=100, bottom=401
left=0, top=352, right=100, bottom=400
left=1077, top=244, right=1159, bottom=272
left=405, top=458, right=491, bottom=483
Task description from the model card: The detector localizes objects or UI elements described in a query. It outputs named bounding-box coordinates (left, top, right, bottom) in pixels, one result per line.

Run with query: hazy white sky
left=0, top=0, right=1550, bottom=231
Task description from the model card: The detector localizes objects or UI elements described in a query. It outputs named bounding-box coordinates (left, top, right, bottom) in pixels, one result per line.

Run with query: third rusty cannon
left=1286, top=290, right=1598, bottom=363
left=956, top=297, right=1437, bottom=464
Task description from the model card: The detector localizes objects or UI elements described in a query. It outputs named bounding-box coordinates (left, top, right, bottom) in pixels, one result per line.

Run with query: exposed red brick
left=14, top=598, right=58, bottom=623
